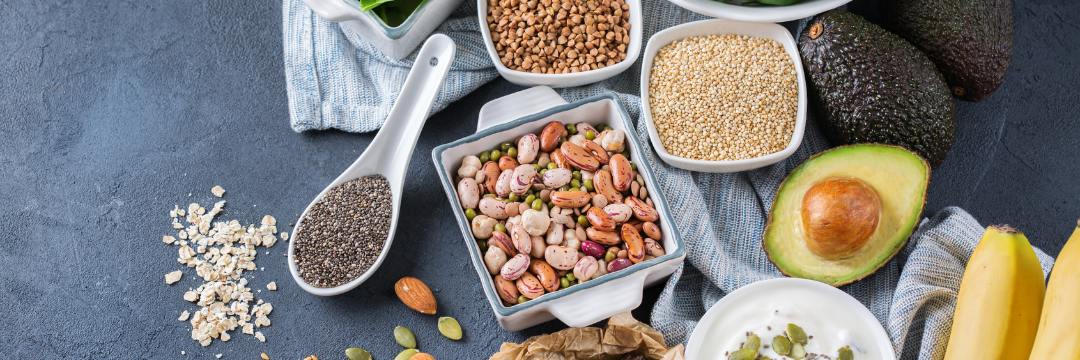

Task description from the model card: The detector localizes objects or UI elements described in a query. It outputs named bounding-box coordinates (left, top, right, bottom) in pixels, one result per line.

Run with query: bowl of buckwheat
left=478, top=0, right=643, bottom=88
left=639, top=19, right=807, bottom=173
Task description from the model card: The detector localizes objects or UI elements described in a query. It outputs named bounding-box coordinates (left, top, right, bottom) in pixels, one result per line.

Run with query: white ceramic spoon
left=287, top=34, right=456, bottom=296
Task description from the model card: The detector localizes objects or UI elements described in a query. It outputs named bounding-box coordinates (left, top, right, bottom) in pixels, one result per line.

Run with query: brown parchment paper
left=490, top=313, right=686, bottom=360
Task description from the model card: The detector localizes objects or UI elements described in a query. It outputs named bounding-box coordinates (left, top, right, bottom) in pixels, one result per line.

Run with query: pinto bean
left=539, top=121, right=566, bottom=152
left=608, top=154, right=633, bottom=192
left=516, top=133, right=539, bottom=164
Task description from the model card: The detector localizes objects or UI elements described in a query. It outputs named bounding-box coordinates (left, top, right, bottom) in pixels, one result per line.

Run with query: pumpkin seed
left=742, top=332, right=760, bottom=351
left=728, top=347, right=757, bottom=360
left=790, top=343, right=807, bottom=359
left=394, top=349, right=419, bottom=360
left=438, top=316, right=463, bottom=340
left=837, top=345, right=854, bottom=360
left=771, top=335, right=792, bottom=355
left=345, top=347, right=372, bottom=360
left=786, top=323, right=808, bottom=345
left=394, top=325, right=417, bottom=349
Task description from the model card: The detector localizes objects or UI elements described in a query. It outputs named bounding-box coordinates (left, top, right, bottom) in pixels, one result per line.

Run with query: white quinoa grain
left=648, top=34, right=798, bottom=161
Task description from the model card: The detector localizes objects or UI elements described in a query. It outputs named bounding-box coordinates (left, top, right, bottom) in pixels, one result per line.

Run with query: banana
left=1029, top=220, right=1080, bottom=359
left=943, top=225, right=1045, bottom=360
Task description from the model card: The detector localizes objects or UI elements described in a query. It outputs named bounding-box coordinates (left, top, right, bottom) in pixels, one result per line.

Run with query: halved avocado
left=764, top=144, right=929, bottom=286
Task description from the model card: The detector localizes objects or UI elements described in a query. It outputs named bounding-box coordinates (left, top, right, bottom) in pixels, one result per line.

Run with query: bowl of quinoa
left=639, top=19, right=806, bottom=173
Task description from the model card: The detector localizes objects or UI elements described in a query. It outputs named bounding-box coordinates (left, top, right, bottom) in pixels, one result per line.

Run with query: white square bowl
left=476, top=0, right=643, bottom=88
left=432, top=88, right=685, bottom=331
left=639, top=19, right=807, bottom=173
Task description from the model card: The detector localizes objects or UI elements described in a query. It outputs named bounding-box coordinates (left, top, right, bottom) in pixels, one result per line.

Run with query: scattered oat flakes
left=165, top=270, right=183, bottom=285
left=181, top=351, right=186, bottom=355
left=260, top=353, right=270, bottom=360
left=304, top=356, right=318, bottom=360
left=163, top=195, right=279, bottom=347
left=254, top=331, right=266, bottom=342
left=280, top=232, right=288, bottom=240
left=266, top=282, right=277, bottom=291
left=178, top=310, right=190, bottom=321
left=215, top=354, right=222, bottom=359
left=211, top=185, right=226, bottom=198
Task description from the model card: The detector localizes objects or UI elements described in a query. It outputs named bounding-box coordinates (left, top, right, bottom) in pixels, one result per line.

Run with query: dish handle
left=546, top=271, right=648, bottom=328
left=476, top=86, right=568, bottom=133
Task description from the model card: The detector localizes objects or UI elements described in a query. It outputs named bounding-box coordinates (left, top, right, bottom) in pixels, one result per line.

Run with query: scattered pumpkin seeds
left=437, top=316, right=463, bottom=340
left=790, top=342, right=807, bottom=359
left=394, top=349, right=419, bottom=360
left=345, top=347, right=372, bottom=360
left=837, top=345, right=854, bottom=360
left=394, top=325, right=417, bottom=349
left=786, top=323, right=808, bottom=345
left=742, top=332, right=761, bottom=351
left=729, top=347, right=758, bottom=360
left=771, top=335, right=792, bottom=355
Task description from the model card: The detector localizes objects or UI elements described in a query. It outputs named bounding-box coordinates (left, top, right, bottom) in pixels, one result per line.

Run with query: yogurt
left=685, top=278, right=895, bottom=360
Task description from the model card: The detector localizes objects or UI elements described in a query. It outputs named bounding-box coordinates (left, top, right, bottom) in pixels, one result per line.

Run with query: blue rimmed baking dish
left=432, top=87, right=686, bottom=331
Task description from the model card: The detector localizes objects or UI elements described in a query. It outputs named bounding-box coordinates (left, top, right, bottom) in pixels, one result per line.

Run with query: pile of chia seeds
left=294, top=175, right=392, bottom=288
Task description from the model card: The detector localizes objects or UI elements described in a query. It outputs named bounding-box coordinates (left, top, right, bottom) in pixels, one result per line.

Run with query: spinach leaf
left=360, top=0, right=395, bottom=12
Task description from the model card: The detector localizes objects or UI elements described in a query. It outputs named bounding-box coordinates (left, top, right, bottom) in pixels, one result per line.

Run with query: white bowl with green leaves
left=302, top=0, right=463, bottom=59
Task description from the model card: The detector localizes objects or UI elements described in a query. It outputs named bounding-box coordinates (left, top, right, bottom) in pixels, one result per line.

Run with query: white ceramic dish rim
left=431, top=93, right=686, bottom=318
left=303, top=0, right=436, bottom=38
left=665, top=0, right=851, bottom=23
left=475, top=0, right=644, bottom=86
left=685, top=278, right=896, bottom=359
left=639, top=19, right=807, bottom=173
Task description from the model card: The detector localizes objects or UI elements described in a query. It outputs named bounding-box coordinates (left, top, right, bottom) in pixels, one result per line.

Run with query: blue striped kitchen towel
left=282, top=1, right=1054, bottom=358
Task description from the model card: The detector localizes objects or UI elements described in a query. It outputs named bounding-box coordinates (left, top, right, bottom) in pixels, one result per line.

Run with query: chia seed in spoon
left=294, top=175, right=393, bottom=288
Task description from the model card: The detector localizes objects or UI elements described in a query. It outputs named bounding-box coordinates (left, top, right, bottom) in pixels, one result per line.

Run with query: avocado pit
left=800, top=177, right=881, bottom=260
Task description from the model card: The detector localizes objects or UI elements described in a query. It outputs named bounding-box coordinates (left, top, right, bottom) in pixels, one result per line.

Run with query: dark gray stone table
left=2, top=0, right=1077, bottom=358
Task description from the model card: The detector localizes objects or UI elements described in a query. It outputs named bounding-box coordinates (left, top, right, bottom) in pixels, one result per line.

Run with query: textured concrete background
left=1, top=0, right=1077, bottom=359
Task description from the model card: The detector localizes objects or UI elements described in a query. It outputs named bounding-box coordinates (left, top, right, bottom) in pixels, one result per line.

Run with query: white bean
left=484, top=246, right=507, bottom=274
left=457, top=155, right=482, bottom=179
left=471, top=215, right=497, bottom=239
left=520, top=209, right=551, bottom=236
left=546, top=223, right=564, bottom=245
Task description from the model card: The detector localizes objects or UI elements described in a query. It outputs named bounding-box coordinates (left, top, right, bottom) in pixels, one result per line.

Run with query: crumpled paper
left=490, top=313, right=685, bottom=360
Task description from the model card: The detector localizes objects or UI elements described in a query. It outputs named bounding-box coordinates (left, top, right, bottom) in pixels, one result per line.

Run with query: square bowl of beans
left=432, top=87, right=685, bottom=331
left=639, top=19, right=808, bottom=173
left=477, top=0, right=643, bottom=88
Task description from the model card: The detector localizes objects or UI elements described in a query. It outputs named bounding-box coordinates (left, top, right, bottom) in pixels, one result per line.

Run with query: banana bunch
left=942, top=221, right=1080, bottom=360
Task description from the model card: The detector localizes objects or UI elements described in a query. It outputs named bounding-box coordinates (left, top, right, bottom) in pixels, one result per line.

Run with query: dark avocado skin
left=883, top=0, right=1013, bottom=101
left=799, top=10, right=956, bottom=167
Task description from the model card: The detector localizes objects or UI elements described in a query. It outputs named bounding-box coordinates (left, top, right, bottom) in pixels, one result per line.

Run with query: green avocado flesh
left=764, top=144, right=929, bottom=286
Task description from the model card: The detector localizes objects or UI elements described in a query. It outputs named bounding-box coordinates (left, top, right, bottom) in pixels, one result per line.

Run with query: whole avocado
left=883, top=0, right=1012, bottom=101
left=799, top=10, right=955, bottom=166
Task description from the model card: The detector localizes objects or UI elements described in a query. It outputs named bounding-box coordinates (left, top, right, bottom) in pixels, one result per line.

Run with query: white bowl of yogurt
left=685, top=278, right=895, bottom=359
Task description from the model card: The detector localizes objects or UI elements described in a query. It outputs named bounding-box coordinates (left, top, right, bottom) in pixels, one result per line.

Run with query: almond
left=394, top=276, right=437, bottom=315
